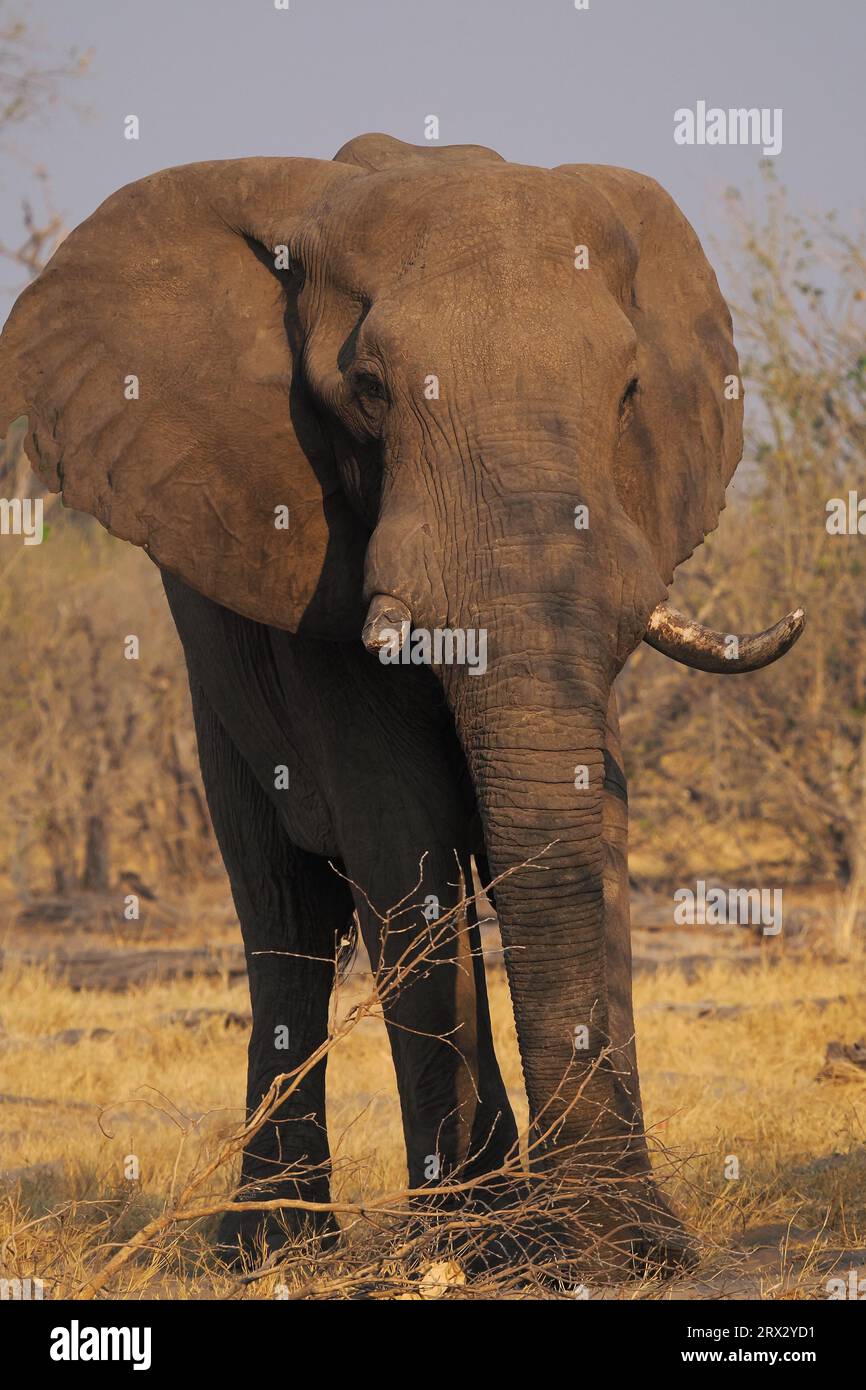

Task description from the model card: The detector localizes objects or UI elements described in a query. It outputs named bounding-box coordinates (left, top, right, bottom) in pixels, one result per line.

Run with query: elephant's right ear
left=0, top=157, right=368, bottom=635
left=556, top=163, right=743, bottom=585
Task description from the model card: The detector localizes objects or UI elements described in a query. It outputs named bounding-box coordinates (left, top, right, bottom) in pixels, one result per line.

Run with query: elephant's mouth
left=362, top=591, right=806, bottom=673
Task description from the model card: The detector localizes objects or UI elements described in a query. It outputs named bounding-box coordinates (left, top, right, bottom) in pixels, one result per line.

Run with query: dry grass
left=1, top=939, right=864, bottom=1300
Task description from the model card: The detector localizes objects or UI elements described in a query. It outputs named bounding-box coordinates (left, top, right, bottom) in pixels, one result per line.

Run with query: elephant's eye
left=347, top=368, right=388, bottom=435
left=350, top=369, right=387, bottom=404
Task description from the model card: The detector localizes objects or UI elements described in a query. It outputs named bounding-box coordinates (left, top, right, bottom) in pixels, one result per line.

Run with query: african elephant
left=0, top=132, right=803, bottom=1276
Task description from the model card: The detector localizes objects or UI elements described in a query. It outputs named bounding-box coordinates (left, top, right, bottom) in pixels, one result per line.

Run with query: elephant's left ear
left=0, top=157, right=368, bottom=634
left=556, top=164, right=744, bottom=583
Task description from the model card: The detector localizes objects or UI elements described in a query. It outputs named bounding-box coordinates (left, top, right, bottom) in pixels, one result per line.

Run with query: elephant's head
left=0, top=132, right=802, bottom=1159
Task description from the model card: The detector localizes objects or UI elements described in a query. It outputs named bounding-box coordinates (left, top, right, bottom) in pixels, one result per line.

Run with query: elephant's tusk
left=362, top=593, right=413, bottom=653
left=643, top=601, right=805, bottom=673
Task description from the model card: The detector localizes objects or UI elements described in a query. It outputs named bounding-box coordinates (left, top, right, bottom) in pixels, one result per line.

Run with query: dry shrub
left=0, top=500, right=217, bottom=906
left=621, top=167, right=866, bottom=948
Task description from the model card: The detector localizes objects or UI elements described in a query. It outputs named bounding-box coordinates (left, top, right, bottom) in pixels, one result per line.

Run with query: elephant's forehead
left=320, top=163, right=621, bottom=273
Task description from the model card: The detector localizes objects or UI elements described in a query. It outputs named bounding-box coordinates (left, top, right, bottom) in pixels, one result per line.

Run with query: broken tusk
left=643, top=601, right=805, bottom=673
left=362, top=593, right=412, bottom=653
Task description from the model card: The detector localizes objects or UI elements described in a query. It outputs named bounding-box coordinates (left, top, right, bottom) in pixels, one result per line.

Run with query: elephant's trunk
left=361, top=427, right=667, bottom=1175
left=444, top=615, right=625, bottom=1171
left=361, top=597, right=631, bottom=1167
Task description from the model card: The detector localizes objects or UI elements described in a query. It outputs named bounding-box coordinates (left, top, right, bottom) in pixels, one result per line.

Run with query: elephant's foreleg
left=188, top=682, right=352, bottom=1262
left=346, top=841, right=518, bottom=1194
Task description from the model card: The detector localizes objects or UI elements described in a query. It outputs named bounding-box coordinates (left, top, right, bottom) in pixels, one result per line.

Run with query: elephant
left=0, top=132, right=804, bottom=1277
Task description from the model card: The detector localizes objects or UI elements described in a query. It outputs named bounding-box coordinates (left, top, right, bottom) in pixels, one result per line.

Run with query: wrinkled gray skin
left=0, top=133, right=799, bottom=1276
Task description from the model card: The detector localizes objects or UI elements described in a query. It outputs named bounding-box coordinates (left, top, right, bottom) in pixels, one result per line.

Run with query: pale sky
left=0, top=0, right=862, bottom=308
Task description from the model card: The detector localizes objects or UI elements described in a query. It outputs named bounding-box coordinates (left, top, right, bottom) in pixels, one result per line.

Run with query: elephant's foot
left=450, top=1167, right=696, bottom=1289
left=622, top=1177, right=697, bottom=1275
left=564, top=1175, right=697, bottom=1284
left=628, top=1220, right=697, bottom=1278
left=379, top=1170, right=534, bottom=1282
left=215, top=1184, right=340, bottom=1271
left=393, top=1174, right=575, bottom=1285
